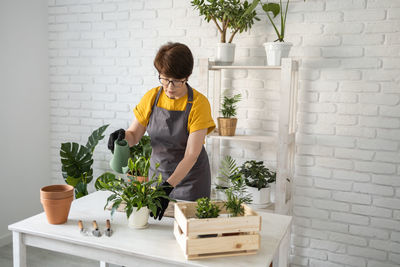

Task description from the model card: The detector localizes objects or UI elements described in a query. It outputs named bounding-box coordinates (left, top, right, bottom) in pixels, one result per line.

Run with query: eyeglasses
left=158, top=76, right=187, bottom=87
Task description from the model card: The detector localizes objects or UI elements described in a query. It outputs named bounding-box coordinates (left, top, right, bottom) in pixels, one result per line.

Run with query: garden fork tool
left=105, top=219, right=113, bottom=237
left=78, top=220, right=90, bottom=236
left=92, top=220, right=102, bottom=237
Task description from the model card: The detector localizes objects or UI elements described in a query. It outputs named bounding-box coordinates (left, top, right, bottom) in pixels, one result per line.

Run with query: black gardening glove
left=152, top=180, right=174, bottom=220
left=107, top=129, right=125, bottom=153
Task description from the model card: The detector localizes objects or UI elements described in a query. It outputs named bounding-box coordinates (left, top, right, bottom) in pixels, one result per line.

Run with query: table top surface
left=9, top=191, right=292, bottom=267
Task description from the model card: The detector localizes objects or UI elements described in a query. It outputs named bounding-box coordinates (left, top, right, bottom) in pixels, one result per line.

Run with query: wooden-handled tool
left=92, top=220, right=102, bottom=237
left=78, top=220, right=89, bottom=236
left=105, top=219, right=112, bottom=237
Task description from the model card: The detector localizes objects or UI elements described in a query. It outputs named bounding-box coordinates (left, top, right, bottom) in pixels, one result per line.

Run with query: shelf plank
left=207, top=133, right=277, bottom=144
left=209, top=65, right=281, bottom=70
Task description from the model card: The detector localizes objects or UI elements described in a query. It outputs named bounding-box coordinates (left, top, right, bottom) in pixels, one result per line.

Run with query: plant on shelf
left=195, top=197, right=221, bottom=219
left=255, top=0, right=305, bottom=65
left=240, top=160, right=276, bottom=205
left=218, top=93, right=241, bottom=136
left=191, top=0, right=259, bottom=64
left=60, top=124, right=109, bottom=199
left=95, top=165, right=175, bottom=228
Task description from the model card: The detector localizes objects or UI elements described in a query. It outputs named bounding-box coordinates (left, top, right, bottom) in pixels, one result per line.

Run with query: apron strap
left=152, top=87, right=163, bottom=109
left=184, top=84, right=194, bottom=134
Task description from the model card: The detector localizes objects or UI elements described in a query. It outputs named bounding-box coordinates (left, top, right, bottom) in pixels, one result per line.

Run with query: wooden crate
left=173, top=201, right=261, bottom=259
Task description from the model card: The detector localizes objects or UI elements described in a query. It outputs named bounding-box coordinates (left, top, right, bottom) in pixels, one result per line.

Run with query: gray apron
left=147, top=85, right=211, bottom=201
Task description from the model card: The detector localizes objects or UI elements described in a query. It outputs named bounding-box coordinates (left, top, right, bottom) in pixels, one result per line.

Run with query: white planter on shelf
left=216, top=42, right=236, bottom=65
left=247, top=186, right=271, bottom=206
left=270, top=182, right=276, bottom=203
left=263, top=42, right=292, bottom=66
left=128, top=207, right=150, bottom=229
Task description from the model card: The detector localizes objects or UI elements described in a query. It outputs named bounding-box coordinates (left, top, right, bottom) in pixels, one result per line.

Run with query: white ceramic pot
left=215, top=190, right=227, bottom=201
left=263, top=42, right=292, bottom=66
left=128, top=206, right=150, bottom=229
left=270, top=182, right=276, bottom=203
left=247, top=186, right=270, bottom=205
left=216, top=42, right=236, bottom=65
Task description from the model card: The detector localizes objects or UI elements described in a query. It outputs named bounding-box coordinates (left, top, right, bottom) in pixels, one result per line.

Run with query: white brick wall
left=48, top=0, right=400, bottom=266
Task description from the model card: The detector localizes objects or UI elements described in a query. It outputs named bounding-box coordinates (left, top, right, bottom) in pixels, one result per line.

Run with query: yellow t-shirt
left=134, top=86, right=216, bottom=134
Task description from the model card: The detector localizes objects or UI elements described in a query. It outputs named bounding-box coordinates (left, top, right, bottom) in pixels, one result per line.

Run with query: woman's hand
left=107, top=129, right=125, bottom=153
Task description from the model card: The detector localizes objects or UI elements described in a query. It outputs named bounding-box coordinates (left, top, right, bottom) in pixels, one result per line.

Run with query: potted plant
left=240, top=160, right=276, bottom=206
left=257, top=0, right=306, bottom=65
left=191, top=0, right=259, bottom=65
left=196, top=197, right=221, bottom=219
left=95, top=169, right=175, bottom=229
left=215, top=156, right=241, bottom=200
left=218, top=93, right=241, bottom=136
left=60, top=124, right=109, bottom=198
left=224, top=174, right=252, bottom=217
left=124, top=156, right=150, bottom=183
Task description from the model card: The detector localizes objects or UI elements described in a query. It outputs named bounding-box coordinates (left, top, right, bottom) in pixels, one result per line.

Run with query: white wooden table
left=8, top=191, right=292, bottom=267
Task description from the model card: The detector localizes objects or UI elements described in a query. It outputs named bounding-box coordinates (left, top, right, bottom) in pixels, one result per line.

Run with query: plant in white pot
left=95, top=170, right=175, bottom=229
left=191, top=0, right=259, bottom=65
left=255, top=0, right=304, bottom=66
left=240, top=160, right=276, bottom=207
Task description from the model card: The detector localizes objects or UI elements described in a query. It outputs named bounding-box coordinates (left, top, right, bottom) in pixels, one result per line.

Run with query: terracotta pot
left=40, top=195, right=73, bottom=224
left=217, top=117, right=237, bottom=136
left=40, top=184, right=74, bottom=200
left=127, top=174, right=148, bottom=183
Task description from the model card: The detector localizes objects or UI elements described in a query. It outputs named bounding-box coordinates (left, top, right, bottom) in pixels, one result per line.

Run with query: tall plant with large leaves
left=60, top=124, right=109, bottom=198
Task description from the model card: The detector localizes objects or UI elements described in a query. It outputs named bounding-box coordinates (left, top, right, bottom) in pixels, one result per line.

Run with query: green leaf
left=95, top=172, right=118, bottom=190
left=85, top=124, right=109, bottom=153
left=262, top=3, right=280, bottom=18
left=60, top=142, right=93, bottom=180
left=66, top=175, right=82, bottom=187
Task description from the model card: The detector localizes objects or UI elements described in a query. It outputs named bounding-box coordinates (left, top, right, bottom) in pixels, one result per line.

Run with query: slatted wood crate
left=173, top=201, right=261, bottom=259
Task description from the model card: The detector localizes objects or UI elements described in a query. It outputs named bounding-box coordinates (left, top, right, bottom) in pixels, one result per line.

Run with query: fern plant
left=224, top=177, right=252, bottom=216
left=216, top=155, right=241, bottom=189
left=220, top=94, right=241, bottom=118
left=60, top=124, right=109, bottom=198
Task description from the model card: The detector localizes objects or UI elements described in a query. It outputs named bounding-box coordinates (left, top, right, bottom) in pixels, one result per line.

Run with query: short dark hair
left=154, top=42, right=194, bottom=79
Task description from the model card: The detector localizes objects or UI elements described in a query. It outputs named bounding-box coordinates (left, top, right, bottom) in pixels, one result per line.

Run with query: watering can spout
left=109, top=139, right=130, bottom=174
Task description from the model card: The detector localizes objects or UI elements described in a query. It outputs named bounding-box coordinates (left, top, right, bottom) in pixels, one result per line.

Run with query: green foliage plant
left=129, top=135, right=151, bottom=162
left=95, top=166, right=175, bottom=219
left=224, top=176, right=252, bottom=217
left=216, top=155, right=242, bottom=190
left=240, top=160, right=276, bottom=191
left=191, top=0, right=259, bottom=43
left=60, top=124, right=109, bottom=198
left=256, top=0, right=305, bottom=42
left=126, top=156, right=150, bottom=177
left=195, top=197, right=221, bottom=219
left=220, top=94, right=241, bottom=118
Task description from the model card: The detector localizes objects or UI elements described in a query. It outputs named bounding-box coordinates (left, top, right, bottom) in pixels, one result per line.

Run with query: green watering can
left=110, top=140, right=130, bottom=174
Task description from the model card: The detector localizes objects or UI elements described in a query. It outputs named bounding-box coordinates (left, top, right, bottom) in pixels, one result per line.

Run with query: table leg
left=12, top=232, right=26, bottom=267
left=277, top=226, right=290, bottom=267
left=100, top=261, right=109, bottom=267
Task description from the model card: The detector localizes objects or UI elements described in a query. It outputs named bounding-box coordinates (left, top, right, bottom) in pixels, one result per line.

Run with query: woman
left=108, top=42, right=215, bottom=220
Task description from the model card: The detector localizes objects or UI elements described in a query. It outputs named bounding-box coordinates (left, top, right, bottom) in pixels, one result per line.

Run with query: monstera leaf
left=86, top=124, right=109, bottom=153
left=61, top=142, right=93, bottom=179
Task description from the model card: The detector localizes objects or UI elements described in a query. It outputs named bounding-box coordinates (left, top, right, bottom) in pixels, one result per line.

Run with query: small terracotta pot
left=40, top=195, right=73, bottom=224
left=40, top=184, right=74, bottom=200
left=127, top=174, right=148, bottom=183
left=40, top=184, right=74, bottom=224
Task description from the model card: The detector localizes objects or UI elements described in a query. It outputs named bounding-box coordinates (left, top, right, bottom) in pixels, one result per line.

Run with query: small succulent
left=195, top=197, right=221, bottom=219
